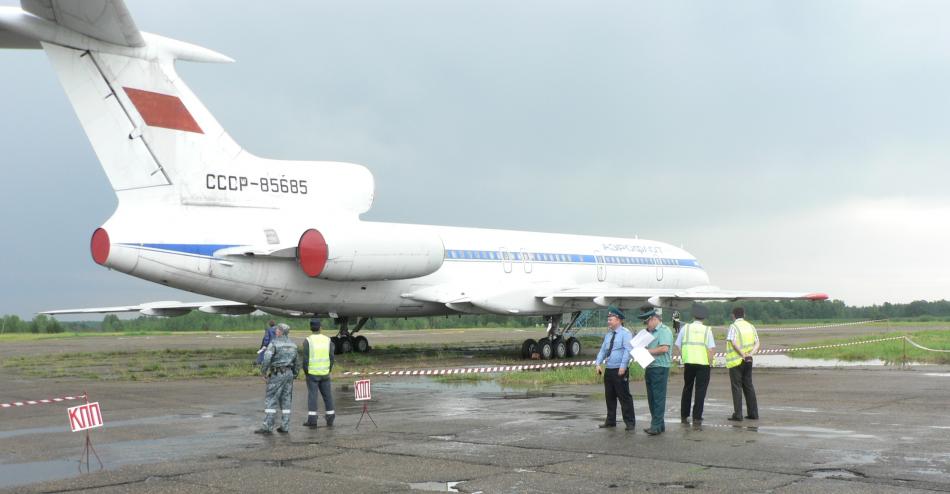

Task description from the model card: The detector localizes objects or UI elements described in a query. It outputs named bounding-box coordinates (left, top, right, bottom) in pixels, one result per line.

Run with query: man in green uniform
left=255, top=323, right=299, bottom=434
left=640, top=306, right=673, bottom=436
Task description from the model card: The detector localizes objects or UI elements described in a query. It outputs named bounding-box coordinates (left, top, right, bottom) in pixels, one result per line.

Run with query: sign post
left=354, top=379, right=377, bottom=430
left=68, top=392, right=103, bottom=473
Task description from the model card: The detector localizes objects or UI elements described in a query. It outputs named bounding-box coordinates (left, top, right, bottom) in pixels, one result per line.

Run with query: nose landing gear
left=520, top=311, right=583, bottom=360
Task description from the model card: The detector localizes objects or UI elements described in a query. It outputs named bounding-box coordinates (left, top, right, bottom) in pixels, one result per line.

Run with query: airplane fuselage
left=98, top=204, right=709, bottom=318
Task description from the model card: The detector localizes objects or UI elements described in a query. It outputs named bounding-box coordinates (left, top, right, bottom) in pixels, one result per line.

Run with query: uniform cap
left=276, top=323, right=290, bottom=334
left=637, top=306, right=661, bottom=321
left=607, top=306, right=625, bottom=320
left=309, top=318, right=322, bottom=331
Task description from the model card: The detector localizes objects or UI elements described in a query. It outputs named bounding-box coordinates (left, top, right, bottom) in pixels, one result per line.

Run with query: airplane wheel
left=330, top=336, right=342, bottom=354
left=354, top=335, right=370, bottom=353
left=538, top=338, right=553, bottom=360
left=521, top=339, right=538, bottom=359
left=553, top=338, right=567, bottom=359
left=566, top=337, right=581, bottom=357
left=339, top=337, right=353, bottom=354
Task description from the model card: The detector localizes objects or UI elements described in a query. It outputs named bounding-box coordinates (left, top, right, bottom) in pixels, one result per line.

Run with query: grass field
left=0, top=341, right=588, bottom=381
left=0, top=330, right=263, bottom=342
left=788, top=330, right=950, bottom=364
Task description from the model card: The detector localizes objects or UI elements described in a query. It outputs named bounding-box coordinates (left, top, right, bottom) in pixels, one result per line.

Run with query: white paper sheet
left=630, top=346, right=654, bottom=368
left=631, top=329, right=655, bottom=349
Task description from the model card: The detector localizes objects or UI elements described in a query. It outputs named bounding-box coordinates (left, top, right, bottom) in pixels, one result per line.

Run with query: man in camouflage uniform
left=255, top=323, right=299, bottom=434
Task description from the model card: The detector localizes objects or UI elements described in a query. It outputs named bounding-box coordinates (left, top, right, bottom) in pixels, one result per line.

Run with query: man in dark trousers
left=675, top=304, right=716, bottom=427
left=640, top=306, right=674, bottom=436
left=302, top=318, right=336, bottom=427
left=726, top=307, right=760, bottom=421
left=595, top=306, right=635, bottom=431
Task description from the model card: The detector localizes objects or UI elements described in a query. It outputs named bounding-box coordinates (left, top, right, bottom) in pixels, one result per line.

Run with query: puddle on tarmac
left=755, top=355, right=935, bottom=367
left=913, top=468, right=949, bottom=476
left=0, top=459, right=79, bottom=489
left=758, top=426, right=877, bottom=440
left=0, top=413, right=257, bottom=489
left=808, top=469, right=864, bottom=479
left=754, top=355, right=888, bottom=368
left=0, top=413, right=202, bottom=440
left=409, top=481, right=463, bottom=492
left=534, top=410, right=579, bottom=420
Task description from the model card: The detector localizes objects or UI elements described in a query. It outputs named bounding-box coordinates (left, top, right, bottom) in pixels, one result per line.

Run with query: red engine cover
left=297, top=228, right=329, bottom=277
left=90, top=228, right=110, bottom=265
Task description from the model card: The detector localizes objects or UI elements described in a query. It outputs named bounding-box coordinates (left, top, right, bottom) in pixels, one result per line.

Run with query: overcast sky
left=1, top=0, right=948, bottom=318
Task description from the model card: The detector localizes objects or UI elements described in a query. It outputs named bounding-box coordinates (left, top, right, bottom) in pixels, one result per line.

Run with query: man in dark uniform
left=302, top=318, right=336, bottom=427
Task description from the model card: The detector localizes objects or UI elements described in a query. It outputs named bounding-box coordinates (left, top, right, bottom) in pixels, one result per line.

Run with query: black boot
left=326, top=413, right=335, bottom=427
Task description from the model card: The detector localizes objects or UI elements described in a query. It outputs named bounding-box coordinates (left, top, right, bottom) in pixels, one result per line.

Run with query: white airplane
left=0, top=0, right=826, bottom=358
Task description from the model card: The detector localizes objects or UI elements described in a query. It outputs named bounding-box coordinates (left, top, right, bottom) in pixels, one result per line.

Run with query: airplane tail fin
left=1, top=0, right=240, bottom=196
left=1, top=0, right=375, bottom=215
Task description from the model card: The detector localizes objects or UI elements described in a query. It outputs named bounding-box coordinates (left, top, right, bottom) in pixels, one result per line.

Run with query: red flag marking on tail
left=123, top=87, right=204, bottom=134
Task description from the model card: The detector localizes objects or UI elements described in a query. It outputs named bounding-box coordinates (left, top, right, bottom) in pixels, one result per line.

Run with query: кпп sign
left=67, top=402, right=103, bottom=432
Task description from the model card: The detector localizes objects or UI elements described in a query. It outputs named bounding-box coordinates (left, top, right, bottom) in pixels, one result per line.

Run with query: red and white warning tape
left=344, top=360, right=597, bottom=377
left=342, top=336, right=909, bottom=377
left=0, top=394, right=87, bottom=409
left=903, top=336, right=950, bottom=353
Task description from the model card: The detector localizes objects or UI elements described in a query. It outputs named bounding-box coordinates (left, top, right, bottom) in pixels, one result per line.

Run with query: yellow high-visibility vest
left=725, top=319, right=757, bottom=368
left=307, top=334, right=331, bottom=376
left=680, top=322, right=710, bottom=366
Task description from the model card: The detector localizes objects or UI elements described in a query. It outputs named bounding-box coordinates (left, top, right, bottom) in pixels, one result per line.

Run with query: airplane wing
left=404, top=282, right=827, bottom=315
left=21, top=0, right=145, bottom=47
left=540, top=286, right=828, bottom=309
left=41, top=300, right=257, bottom=317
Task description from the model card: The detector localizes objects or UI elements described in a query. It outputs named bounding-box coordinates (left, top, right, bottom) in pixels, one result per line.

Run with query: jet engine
left=297, top=223, right=444, bottom=281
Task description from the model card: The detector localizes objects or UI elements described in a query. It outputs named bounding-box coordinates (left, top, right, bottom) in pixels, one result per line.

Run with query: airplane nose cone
left=91, top=227, right=110, bottom=265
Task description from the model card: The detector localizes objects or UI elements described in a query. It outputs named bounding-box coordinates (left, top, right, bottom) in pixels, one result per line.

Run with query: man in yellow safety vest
left=674, top=304, right=715, bottom=427
left=302, top=318, right=336, bottom=427
left=726, top=307, right=759, bottom=421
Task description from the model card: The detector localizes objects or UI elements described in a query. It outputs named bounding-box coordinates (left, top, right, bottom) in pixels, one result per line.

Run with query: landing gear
left=330, top=316, right=371, bottom=354
left=565, top=336, right=581, bottom=357
left=537, top=338, right=553, bottom=360
left=521, top=339, right=539, bottom=359
left=519, top=312, right=583, bottom=360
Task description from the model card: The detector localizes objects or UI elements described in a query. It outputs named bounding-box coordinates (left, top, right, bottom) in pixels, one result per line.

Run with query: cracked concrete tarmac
left=1, top=364, right=949, bottom=493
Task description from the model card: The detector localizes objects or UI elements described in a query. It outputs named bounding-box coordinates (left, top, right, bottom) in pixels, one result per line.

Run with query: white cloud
left=691, top=197, right=950, bottom=305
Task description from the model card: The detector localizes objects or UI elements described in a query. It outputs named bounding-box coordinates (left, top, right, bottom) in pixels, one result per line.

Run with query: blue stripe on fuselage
left=120, top=243, right=240, bottom=258
left=443, top=249, right=702, bottom=269
left=117, top=243, right=703, bottom=269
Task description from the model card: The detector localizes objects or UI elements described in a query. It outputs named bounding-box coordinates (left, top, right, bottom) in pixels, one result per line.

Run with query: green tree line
left=2, top=299, right=948, bottom=334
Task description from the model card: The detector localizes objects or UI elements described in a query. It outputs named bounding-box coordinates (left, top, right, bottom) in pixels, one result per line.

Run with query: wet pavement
left=1, top=363, right=949, bottom=493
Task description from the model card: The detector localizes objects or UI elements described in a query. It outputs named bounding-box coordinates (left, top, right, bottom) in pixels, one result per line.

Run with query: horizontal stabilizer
left=22, top=0, right=145, bottom=47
